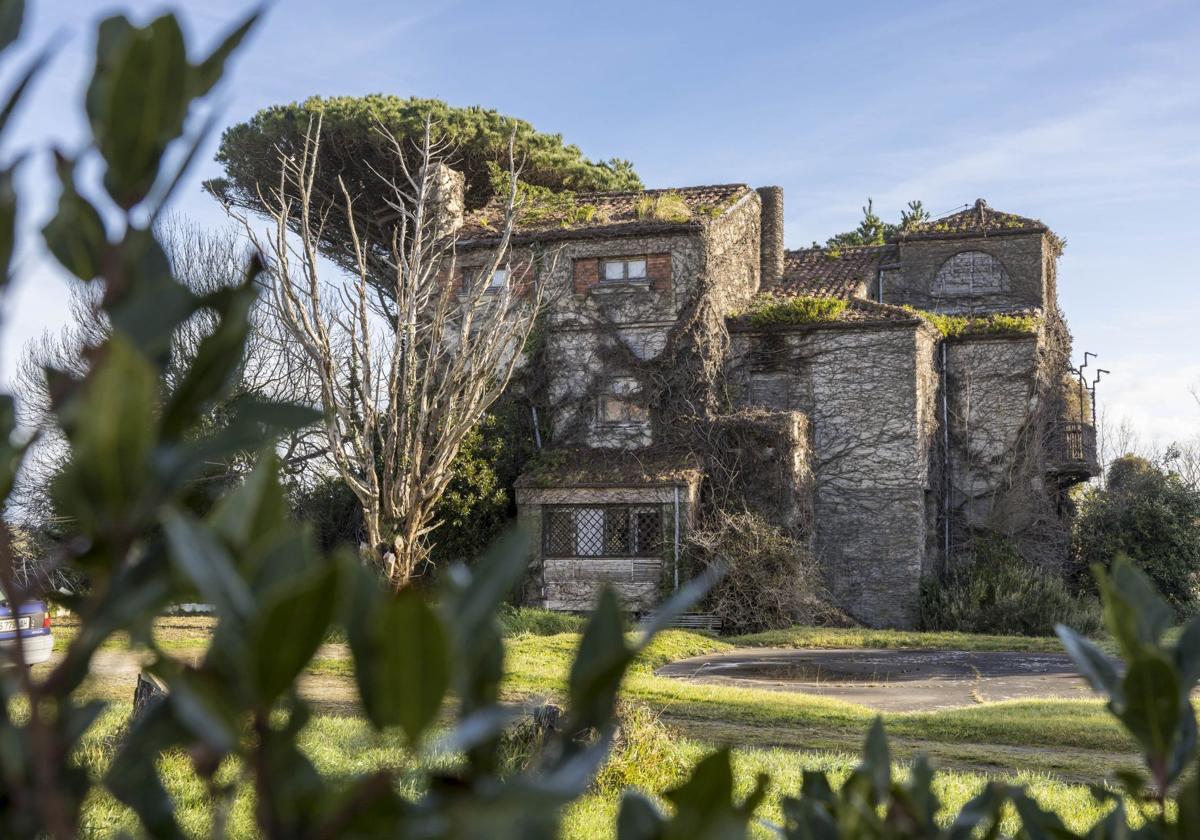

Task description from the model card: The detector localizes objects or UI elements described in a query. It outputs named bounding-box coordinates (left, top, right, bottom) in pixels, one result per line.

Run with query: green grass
left=71, top=702, right=1120, bottom=839
left=59, top=610, right=1137, bottom=835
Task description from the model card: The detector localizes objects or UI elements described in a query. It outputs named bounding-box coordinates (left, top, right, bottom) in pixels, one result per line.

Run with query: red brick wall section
left=573, top=257, right=599, bottom=294
left=511, top=260, right=533, bottom=298
left=647, top=253, right=671, bottom=291
left=436, top=267, right=464, bottom=297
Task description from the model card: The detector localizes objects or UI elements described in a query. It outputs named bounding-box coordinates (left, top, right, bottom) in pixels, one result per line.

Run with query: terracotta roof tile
left=773, top=244, right=896, bottom=297
left=459, top=184, right=751, bottom=244
left=901, top=199, right=1048, bottom=240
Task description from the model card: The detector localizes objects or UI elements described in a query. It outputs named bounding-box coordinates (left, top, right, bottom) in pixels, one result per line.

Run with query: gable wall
left=886, top=233, right=1047, bottom=313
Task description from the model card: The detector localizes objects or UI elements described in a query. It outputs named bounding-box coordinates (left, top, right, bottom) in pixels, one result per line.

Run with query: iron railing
left=1047, top=421, right=1099, bottom=477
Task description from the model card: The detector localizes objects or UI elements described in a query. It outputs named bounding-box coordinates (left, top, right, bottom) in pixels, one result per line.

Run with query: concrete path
left=655, top=647, right=1102, bottom=711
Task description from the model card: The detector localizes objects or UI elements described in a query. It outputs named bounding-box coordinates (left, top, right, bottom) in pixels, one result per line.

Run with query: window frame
left=542, top=504, right=665, bottom=558
left=600, top=256, right=649, bottom=285
left=595, top=393, right=649, bottom=427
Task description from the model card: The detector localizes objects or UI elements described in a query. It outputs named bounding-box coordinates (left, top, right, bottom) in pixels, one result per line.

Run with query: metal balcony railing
left=1046, top=421, right=1099, bottom=479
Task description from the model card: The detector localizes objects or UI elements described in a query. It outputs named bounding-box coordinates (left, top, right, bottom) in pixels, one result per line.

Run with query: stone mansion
left=445, top=179, right=1097, bottom=628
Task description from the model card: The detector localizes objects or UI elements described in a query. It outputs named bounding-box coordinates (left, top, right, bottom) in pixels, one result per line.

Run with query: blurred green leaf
left=662, top=749, right=766, bottom=840
left=0, top=0, right=22, bottom=54
left=87, top=15, right=190, bottom=207
left=567, top=587, right=631, bottom=733
left=250, top=562, right=338, bottom=705
left=108, top=226, right=197, bottom=365
left=350, top=574, right=449, bottom=741
left=209, top=452, right=289, bottom=550
left=1120, top=654, right=1180, bottom=762
left=162, top=507, right=254, bottom=623
left=192, top=11, right=258, bottom=96
left=104, top=702, right=186, bottom=840
left=159, top=254, right=260, bottom=439
left=1097, top=558, right=1173, bottom=661
left=616, top=791, right=664, bottom=840
left=51, top=338, right=158, bottom=536
left=860, top=717, right=891, bottom=803
left=1057, top=625, right=1123, bottom=705
left=42, top=156, right=108, bottom=281
left=1175, top=615, right=1200, bottom=689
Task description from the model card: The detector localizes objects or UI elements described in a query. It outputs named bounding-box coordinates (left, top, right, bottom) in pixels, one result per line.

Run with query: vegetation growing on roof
left=741, top=294, right=847, bottom=327
left=634, top=191, right=693, bottom=223
left=904, top=306, right=1040, bottom=338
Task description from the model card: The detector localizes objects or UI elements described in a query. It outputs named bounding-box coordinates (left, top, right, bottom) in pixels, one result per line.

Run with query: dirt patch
left=655, top=647, right=1103, bottom=712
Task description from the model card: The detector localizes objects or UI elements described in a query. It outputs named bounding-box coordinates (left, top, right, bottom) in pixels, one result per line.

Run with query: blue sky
left=3, top=0, right=1198, bottom=443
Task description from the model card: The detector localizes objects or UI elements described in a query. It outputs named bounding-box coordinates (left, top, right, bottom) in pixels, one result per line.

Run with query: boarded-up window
left=932, top=251, right=1009, bottom=296
left=597, top=395, right=648, bottom=425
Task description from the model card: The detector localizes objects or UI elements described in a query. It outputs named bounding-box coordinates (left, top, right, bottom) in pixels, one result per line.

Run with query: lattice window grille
left=542, top=505, right=667, bottom=557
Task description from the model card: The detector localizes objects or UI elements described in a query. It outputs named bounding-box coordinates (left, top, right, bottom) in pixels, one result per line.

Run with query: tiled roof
left=458, top=184, right=750, bottom=243
left=901, top=199, right=1048, bottom=240
left=773, top=244, right=896, bottom=297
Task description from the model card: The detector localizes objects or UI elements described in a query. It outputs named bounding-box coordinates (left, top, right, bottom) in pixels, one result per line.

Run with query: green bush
left=903, top=306, right=1040, bottom=338
left=921, top=535, right=1103, bottom=636
left=743, top=294, right=847, bottom=327
left=289, top=413, right=516, bottom=564
left=1074, top=455, right=1200, bottom=613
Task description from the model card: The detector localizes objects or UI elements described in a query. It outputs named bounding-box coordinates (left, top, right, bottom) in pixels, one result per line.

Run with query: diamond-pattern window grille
left=542, top=505, right=666, bottom=557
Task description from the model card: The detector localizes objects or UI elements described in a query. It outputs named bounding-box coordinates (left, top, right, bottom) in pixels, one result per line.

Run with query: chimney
left=429, top=163, right=465, bottom=239
left=756, top=186, right=785, bottom=288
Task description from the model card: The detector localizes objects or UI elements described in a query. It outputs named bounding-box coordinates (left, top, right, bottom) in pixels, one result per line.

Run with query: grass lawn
left=46, top=609, right=1136, bottom=837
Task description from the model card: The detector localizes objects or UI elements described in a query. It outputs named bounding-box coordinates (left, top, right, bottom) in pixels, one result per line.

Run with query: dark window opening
left=543, top=505, right=665, bottom=557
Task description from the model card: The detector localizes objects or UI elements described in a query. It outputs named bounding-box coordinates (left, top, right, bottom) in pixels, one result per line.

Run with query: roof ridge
left=571, top=183, right=749, bottom=199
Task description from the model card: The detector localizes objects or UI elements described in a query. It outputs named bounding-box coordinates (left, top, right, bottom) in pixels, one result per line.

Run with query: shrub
left=686, top=511, right=835, bottom=634
left=1074, top=455, right=1200, bottom=613
left=289, top=413, right=515, bottom=564
left=634, top=192, right=692, bottom=223
left=904, top=306, right=1040, bottom=338
left=743, top=294, right=847, bottom=327
left=921, top=535, right=1103, bottom=636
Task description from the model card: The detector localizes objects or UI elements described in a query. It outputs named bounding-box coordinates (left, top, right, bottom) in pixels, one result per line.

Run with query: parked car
left=0, top=591, right=53, bottom=667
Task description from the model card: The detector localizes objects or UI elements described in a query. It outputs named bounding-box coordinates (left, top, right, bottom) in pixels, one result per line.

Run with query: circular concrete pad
left=655, top=648, right=1100, bottom=712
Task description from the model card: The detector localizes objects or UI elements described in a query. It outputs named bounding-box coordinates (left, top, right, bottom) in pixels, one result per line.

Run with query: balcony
left=1046, top=421, right=1099, bottom=482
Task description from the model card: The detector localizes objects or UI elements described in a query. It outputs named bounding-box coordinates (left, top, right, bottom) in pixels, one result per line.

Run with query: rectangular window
left=542, top=505, right=664, bottom=557
left=489, top=267, right=509, bottom=289
left=601, top=257, right=648, bottom=284
left=597, top=394, right=648, bottom=426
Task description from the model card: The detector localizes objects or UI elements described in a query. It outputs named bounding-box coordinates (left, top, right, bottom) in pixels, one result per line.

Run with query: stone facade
left=453, top=181, right=1095, bottom=628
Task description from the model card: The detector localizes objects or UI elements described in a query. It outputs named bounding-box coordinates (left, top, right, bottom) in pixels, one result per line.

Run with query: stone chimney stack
left=756, top=185, right=785, bottom=288
left=429, top=163, right=465, bottom=239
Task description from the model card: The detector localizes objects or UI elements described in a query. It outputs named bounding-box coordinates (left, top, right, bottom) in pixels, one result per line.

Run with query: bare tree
left=231, top=117, right=545, bottom=588
left=9, top=216, right=327, bottom=576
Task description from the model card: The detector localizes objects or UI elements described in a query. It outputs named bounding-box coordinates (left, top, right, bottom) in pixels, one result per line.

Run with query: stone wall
left=727, top=319, right=939, bottom=627
left=538, top=192, right=761, bottom=450
left=884, top=232, right=1048, bottom=314
left=515, top=481, right=699, bottom=611
left=943, top=330, right=1071, bottom=569
left=701, top=409, right=813, bottom=535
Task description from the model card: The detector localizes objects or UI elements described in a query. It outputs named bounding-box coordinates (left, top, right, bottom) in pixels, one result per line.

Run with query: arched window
left=932, top=251, right=1009, bottom=296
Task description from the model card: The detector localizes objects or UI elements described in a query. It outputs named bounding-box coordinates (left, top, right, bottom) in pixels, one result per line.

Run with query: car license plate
left=0, top=617, right=31, bottom=632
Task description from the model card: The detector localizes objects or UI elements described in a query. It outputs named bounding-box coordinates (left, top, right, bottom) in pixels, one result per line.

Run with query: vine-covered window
left=932, top=251, right=1009, bottom=296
